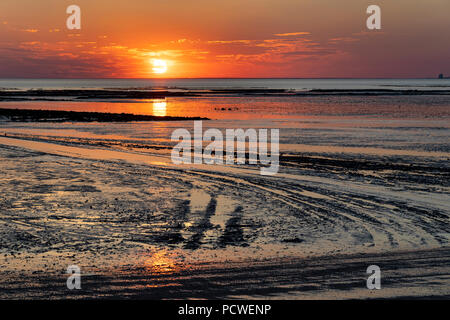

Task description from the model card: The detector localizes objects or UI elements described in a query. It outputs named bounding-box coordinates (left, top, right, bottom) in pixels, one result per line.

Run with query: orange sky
left=0, top=0, right=449, bottom=78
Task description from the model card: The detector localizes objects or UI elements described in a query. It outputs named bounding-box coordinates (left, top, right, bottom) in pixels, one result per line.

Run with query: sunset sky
left=0, top=0, right=449, bottom=78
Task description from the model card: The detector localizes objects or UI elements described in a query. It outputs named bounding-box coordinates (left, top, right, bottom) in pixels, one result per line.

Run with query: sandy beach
left=0, top=87, right=449, bottom=299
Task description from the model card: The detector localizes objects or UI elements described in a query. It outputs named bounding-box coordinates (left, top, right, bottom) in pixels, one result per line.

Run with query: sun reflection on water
left=152, top=100, right=167, bottom=117
left=143, top=250, right=182, bottom=274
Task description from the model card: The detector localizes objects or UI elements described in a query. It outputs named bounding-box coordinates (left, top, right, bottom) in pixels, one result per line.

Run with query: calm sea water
left=1, top=78, right=450, bottom=91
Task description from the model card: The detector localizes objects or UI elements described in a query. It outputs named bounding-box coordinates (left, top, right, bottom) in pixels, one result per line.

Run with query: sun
left=151, top=59, right=168, bottom=74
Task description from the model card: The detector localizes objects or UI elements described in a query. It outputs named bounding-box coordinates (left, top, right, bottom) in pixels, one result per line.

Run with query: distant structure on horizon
left=438, top=73, right=450, bottom=79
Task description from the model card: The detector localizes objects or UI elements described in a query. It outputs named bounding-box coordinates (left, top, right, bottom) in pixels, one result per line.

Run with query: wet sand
left=0, top=91, right=449, bottom=299
left=0, top=128, right=448, bottom=299
left=2, top=247, right=449, bottom=299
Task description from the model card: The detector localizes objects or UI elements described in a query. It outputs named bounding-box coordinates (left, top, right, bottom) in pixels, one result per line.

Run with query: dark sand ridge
left=0, top=108, right=208, bottom=122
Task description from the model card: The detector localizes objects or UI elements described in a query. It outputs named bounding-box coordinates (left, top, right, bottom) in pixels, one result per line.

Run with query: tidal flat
left=0, top=91, right=449, bottom=299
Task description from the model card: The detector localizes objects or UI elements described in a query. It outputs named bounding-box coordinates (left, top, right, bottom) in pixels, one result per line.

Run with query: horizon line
left=0, top=77, right=446, bottom=80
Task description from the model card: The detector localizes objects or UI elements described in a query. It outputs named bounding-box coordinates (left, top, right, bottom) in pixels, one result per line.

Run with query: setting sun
left=151, top=59, right=168, bottom=74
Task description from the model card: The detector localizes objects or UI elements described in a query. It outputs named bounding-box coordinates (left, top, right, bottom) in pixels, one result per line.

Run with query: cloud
left=207, top=40, right=252, bottom=45
left=274, top=32, right=310, bottom=37
left=281, top=49, right=336, bottom=57
left=0, top=30, right=354, bottom=77
left=328, top=37, right=360, bottom=44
